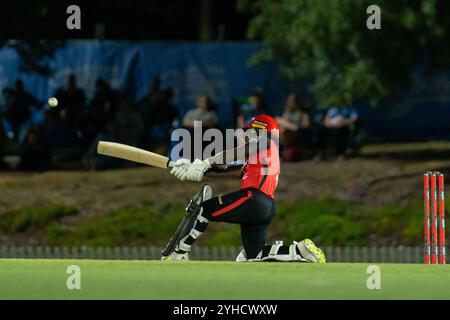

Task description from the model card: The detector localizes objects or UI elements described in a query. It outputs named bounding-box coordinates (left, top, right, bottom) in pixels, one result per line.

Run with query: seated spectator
left=18, top=125, right=50, bottom=171
left=53, top=73, right=86, bottom=122
left=139, top=78, right=178, bottom=150
left=277, top=94, right=310, bottom=139
left=1, top=88, right=13, bottom=112
left=116, top=93, right=144, bottom=146
left=89, top=78, right=118, bottom=116
left=182, top=95, right=218, bottom=161
left=84, top=117, right=122, bottom=170
left=43, top=108, right=79, bottom=148
left=80, top=78, right=118, bottom=148
left=139, top=76, right=166, bottom=124
left=276, top=94, right=311, bottom=161
left=3, top=79, right=41, bottom=141
left=252, top=87, right=268, bottom=110
left=1, top=88, right=14, bottom=137
left=314, top=104, right=359, bottom=160
left=183, top=95, right=218, bottom=129
left=236, top=90, right=266, bottom=128
left=0, top=118, right=8, bottom=169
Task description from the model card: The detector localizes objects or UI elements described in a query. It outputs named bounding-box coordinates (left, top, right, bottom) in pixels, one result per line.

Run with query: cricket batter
left=163, top=114, right=325, bottom=263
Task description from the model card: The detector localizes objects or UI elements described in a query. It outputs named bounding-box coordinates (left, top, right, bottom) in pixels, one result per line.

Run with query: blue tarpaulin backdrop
left=1, top=40, right=450, bottom=141
left=0, top=41, right=294, bottom=127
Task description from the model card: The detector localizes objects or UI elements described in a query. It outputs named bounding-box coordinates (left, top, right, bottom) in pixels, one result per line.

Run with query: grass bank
left=1, top=197, right=426, bottom=247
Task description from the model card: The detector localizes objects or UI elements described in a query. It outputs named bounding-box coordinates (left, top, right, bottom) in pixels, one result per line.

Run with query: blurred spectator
left=116, top=93, right=144, bottom=146
left=314, top=104, right=359, bottom=160
left=43, top=108, right=79, bottom=148
left=139, top=78, right=178, bottom=150
left=89, top=78, right=118, bottom=116
left=139, top=76, right=166, bottom=125
left=276, top=94, right=310, bottom=140
left=236, top=90, right=266, bottom=128
left=1, top=88, right=13, bottom=112
left=252, top=88, right=268, bottom=110
left=0, top=118, right=8, bottom=169
left=3, top=79, right=41, bottom=141
left=183, top=95, right=218, bottom=129
left=0, top=88, right=14, bottom=137
left=182, top=95, right=218, bottom=161
left=276, top=94, right=312, bottom=161
left=18, top=125, right=50, bottom=171
left=53, top=74, right=86, bottom=122
left=84, top=117, right=122, bottom=170
left=81, top=78, right=118, bottom=147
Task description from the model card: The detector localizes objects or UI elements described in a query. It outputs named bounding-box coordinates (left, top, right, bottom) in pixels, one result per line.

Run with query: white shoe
left=161, top=251, right=189, bottom=261
left=296, top=239, right=326, bottom=263
left=235, top=249, right=248, bottom=262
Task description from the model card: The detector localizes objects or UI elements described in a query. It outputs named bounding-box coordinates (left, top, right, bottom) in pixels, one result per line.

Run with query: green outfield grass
left=0, top=259, right=449, bottom=299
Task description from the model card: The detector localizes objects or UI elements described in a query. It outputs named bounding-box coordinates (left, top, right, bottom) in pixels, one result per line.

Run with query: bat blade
left=97, top=141, right=172, bottom=169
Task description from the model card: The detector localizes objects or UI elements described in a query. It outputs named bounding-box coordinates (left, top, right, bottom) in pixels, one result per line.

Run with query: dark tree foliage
left=239, top=0, right=450, bottom=107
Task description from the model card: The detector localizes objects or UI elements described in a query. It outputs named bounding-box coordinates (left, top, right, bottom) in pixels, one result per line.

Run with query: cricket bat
left=97, top=141, right=173, bottom=169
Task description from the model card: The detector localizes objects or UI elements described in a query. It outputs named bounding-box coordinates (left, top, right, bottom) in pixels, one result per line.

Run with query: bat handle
left=167, top=161, right=175, bottom=168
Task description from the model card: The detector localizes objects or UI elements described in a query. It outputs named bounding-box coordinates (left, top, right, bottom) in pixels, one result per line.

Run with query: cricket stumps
left=423, top=171, right=446, bottom=264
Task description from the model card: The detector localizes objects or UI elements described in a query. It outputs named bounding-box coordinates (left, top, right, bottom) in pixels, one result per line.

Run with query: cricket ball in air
left=48, top=97, right=58, bottom=107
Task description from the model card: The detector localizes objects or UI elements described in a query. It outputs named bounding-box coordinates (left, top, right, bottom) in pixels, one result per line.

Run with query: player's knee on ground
left=240, top=223, right=270, bottom=259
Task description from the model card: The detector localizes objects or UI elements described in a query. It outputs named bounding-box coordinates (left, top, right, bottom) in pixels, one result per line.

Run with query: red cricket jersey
left=240, top=138, right=280, bottom=199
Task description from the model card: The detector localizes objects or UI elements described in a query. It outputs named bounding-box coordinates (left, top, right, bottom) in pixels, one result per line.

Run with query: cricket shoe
left=295, top=239, right=326, bottom=263
left=161, top=251, right=189, bottom=261
left=235, top=249, right=248, bottom=262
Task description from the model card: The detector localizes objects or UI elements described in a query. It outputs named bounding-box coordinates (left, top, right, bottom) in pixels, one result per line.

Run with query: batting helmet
left=245, top=114, right=279, bottom=132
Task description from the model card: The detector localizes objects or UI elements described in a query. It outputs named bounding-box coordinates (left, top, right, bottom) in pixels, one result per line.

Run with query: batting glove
left=169, top=158, right=191, bottom=181
left=185, top=159, right=212, bottom=182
